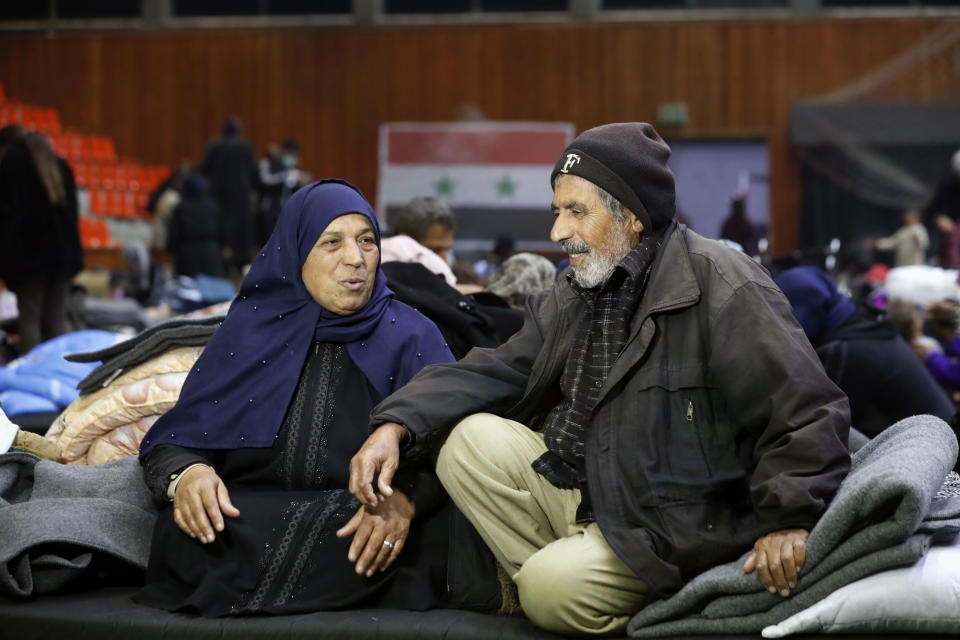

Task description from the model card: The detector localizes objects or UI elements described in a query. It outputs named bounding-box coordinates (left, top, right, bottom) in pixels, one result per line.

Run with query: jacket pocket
left=635, top=366, right=722, bottom=499
left=655, top=499, right=757, bottom=579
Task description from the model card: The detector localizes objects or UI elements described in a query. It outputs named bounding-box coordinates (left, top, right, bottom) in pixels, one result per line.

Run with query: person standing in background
left=871, top=207, right=929, bottom=267
left=256, top=139, right=304, bottom=248
left=0, top=126, right=83, bottom=354
left=720, top=192, right=759, bottom=257
left=924, top=149, right=960, bottom=267
left=202, top=118, right=257, bottom=279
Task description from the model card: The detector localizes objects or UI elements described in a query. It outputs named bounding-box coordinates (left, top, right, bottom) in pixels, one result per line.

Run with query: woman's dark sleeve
left=140, top=444, right=224, bottom=504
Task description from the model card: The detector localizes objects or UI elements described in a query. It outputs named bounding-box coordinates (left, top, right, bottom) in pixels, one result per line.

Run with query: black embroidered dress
left=135, top=342, right=448, bottom=617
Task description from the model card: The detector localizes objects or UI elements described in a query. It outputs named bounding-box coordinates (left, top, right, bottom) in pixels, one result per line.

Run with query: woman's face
left=302, top=213, right=379, bottom=316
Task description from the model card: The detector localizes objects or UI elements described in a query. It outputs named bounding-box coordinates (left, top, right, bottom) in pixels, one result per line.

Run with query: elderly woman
left=134, top=180, right=455, bottom=616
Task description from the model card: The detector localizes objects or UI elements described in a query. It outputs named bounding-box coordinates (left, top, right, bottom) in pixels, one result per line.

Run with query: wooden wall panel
left=0, top=18, right=953, bottom=254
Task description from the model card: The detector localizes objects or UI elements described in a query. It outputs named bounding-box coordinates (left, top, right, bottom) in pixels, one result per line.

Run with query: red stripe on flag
left=388, top=130, right=568, bottom=166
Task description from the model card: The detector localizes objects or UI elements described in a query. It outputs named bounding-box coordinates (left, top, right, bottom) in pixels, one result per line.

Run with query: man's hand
left=743, top=528, right=809, bottom=596
left=336, top=490, right=414, bottom=577
left=348, top=422, right=407, bottom=508
left=172, top=465, right=240, bottom=544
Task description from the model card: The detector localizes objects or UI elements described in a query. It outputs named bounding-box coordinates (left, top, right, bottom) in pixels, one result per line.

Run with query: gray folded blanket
left=67, top=314, right=224, bottom=395
left=0, top=452, right=157, bottom=598
left=627, top=414, right=960, bottom=637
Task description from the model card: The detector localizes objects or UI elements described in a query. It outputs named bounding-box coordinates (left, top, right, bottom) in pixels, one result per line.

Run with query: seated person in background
left=381, top=197, right=457, bottom=286
left=380, top=233, right=456, bottom=287
left=381, top=200, right=524, bottom=357
left=166, top=173, right=224, bottom=279
left=887, top=298, right=943, bottom=355
left=775, top=266, right=955, bottom=437
left=472, top=235, right=516, bottom=280
left=135, top=180, right=457, bottom=617
left=914, top=299, right=960, bottom=398
left=924, top=299, right=960, bottom=355
left=350, top=123, right=851, bottom=635
left=483, top=252, right=556, bottom=310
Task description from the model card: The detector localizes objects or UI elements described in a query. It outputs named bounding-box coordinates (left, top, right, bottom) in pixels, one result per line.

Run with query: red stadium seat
left=86, top=164, right=101, bottom=190
left=100, top=163, right=117, bottom=190
left=121, top=192, right=133, bottom=217
left=108, top=190, right=123, bottom=216
left=88, top=189, right=108, bottom=215
left=73, top=162, right=89, bottom=189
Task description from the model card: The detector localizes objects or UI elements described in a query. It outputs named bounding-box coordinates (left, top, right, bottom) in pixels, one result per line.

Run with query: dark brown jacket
left=372, top=223, right=851, bottom=596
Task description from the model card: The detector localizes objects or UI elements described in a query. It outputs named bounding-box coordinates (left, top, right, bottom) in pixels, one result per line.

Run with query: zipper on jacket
left=686, top=400, right=694, bottom=422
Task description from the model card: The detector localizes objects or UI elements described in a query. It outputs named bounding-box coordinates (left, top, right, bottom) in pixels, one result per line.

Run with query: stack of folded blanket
left=47, top=313, right=225, bottom=465
left=627, top=414, right=960, bottom=637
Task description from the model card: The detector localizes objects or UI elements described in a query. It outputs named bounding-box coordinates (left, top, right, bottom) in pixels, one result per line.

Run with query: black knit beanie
left=550, top=122, right=676, bottom=231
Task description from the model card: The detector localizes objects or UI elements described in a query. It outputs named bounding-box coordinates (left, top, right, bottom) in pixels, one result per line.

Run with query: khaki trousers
left=436, top=413, right=648, bottom=636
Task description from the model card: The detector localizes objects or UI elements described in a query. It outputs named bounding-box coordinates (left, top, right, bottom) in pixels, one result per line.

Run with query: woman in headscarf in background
left=774, top=265, right=954, bottom=439
left=166, top=172, right=223, bottom=279
left=134, top=180, right=455, bottom=616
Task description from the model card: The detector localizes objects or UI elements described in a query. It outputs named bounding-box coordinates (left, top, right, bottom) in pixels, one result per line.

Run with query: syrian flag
left=377, top=122, right=574, bottom=251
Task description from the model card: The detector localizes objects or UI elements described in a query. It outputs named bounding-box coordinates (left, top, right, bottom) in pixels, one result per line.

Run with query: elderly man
left=350, top=123, right=851, bottom=635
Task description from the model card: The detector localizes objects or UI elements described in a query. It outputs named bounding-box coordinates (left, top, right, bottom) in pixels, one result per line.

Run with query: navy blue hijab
left=774, top=266, right=856, bottom=346
left=141, top=179, right=452, bottom=454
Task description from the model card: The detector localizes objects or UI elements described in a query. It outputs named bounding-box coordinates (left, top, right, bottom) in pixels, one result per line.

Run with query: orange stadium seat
left=0, top=102, right=18, bottom=126
left=126, top=163, right=142, bottom=191
left=32, top=107, right=61, bottom=135
left=88, top=163, right=103, bottom=189
left=114, top=162, right=130, bottom=191
left=87, top=189, right=103, bottom=215
left=100, top=163, right=117, bottom=189
left=94, top=137, right=116, bottom=162
left=122, top=192, right=136, bottom=218
left=61, top=130, right=84, bottom=160
left=72, top=162, right=89, bottom=189
left=108, top=190, right=124, bottom=217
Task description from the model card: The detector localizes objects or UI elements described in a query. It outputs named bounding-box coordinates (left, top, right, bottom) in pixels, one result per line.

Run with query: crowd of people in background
left=3, top=116, right=960, bottom=636
left=5, top=112, right=960, bottom=436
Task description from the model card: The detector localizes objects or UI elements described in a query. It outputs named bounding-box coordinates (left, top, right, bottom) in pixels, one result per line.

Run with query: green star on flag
left=434, top=175, right=455, bottom=198
left=496, top=175, right=516, bottom=198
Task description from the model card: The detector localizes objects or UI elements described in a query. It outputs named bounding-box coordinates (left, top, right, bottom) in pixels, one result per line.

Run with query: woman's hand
left=335, top=490, right=414, bottom=577
left=172, top=465, right=240, bottom=544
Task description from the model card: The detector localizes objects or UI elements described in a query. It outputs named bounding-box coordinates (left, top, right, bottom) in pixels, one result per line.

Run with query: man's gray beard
left=571, top=255, right=617, bottom=288
left=568, top=233, right=633, bottom=289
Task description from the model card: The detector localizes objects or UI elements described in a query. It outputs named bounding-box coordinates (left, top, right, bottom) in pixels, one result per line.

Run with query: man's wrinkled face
left=550, top=175, right=643, bottom=288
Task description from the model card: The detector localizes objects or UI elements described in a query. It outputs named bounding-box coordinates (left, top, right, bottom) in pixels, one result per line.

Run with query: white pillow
left=762, top=539, right=960, bottom=637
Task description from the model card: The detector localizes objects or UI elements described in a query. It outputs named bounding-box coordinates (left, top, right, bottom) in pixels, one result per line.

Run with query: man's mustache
left=561, top=240, right=591, bottom=254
